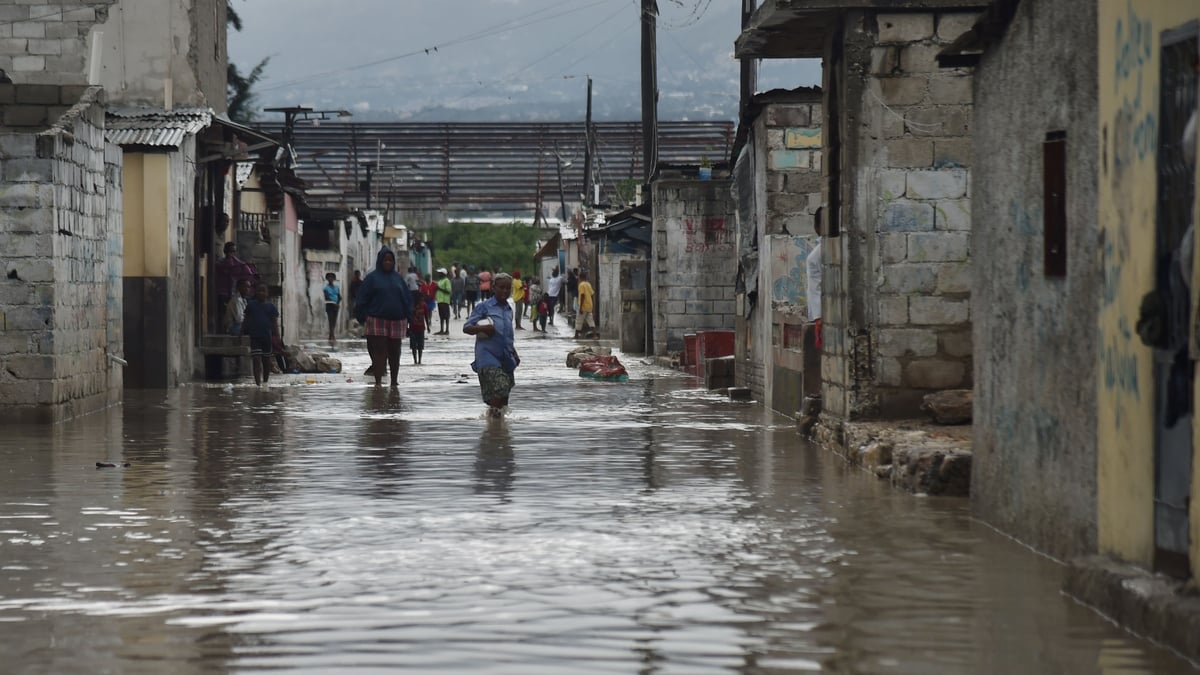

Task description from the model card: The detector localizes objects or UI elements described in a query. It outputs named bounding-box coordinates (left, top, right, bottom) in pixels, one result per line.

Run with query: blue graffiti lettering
left=1102, top=334, right=1140, bottom=399
left=1114, top=0, right=1153, bottom=84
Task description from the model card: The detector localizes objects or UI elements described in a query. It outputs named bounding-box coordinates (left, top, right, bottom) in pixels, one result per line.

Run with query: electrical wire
left=441, top=2, right=630, bottom=108
left=256, top=0, right=616, bottom=93
left=0, top=7, right=72, bottom=26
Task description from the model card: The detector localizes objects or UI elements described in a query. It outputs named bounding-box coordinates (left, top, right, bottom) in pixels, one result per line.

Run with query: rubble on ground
left=286, top=344, right=342, bottom=374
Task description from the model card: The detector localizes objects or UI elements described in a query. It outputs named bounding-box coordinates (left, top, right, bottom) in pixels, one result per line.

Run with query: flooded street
left=0, top=323, right=1191, bottom=674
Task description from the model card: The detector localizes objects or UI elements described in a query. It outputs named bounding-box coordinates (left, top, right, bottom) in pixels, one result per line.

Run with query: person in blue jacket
left=464, top=273, right=521, bottom=417
left=354, top=247, right=413, bottom=388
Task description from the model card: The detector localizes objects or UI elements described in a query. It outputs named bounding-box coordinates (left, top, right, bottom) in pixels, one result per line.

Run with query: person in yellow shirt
left=574, top=270, right=596, bottom=339
left=511, top=270, right=526, bottom=330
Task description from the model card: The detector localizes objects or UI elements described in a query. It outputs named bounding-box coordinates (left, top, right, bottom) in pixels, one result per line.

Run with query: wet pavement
left=0, top=317, right=1193, bottom=674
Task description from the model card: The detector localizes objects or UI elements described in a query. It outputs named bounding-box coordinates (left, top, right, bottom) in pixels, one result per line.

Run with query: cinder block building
left=731, top=89, right=825, bottom=415
left=737, top=0, right=987, bottom=422
left=650, top=172, right=738, bottom=356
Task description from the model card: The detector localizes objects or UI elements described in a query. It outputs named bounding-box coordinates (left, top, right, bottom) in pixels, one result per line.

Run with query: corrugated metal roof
left=105, top=107, right=212, bottom=148
left=251, top=120, right=736, bottom=213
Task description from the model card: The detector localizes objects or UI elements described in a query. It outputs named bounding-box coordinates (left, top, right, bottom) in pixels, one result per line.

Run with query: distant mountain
left=232, top=1, right=819, bottom=124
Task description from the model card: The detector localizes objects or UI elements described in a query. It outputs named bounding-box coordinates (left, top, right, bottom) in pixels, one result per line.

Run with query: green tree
left=227, top=59, right=269, bottom=123
left=427, top=222, right=552, bottom=276
left=226, top=1, right=268, bottom=123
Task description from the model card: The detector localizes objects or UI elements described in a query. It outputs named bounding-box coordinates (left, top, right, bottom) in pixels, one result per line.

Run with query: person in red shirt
left=409, top=290, right=428, bottom=364
left=421, top=274, right=438, bottom=320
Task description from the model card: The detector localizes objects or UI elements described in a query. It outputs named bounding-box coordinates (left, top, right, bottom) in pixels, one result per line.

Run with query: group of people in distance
left=354, top=248, right=521, bottom=416
left=214, top=241, right=589, bottom=415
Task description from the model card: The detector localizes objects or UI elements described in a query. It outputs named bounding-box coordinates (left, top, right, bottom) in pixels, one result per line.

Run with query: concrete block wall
left=651, top=177, right=737, bottom=355
left=824, top=9, right=979, bottom=419
left=0, top=1, right=113, bottom=85
left=734, top=97, right=824, bottom=412
left=0, top=86, right=122, bottom=423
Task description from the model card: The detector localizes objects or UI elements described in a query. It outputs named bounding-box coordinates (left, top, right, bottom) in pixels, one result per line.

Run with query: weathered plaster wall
left=95, top=0, right=226, bottom=110
left=0, top=87, right=123, bottom=423
left=1097, top=0, right=1200, bottom=579
left=597, top=250, right=640, bottom=341
left=280, top=196, right=303, bottom=342
left=822, top=9, right=978, bottom=420
left=122, top=142, right=195, bottom=388
left=971, top=0, right=1099, bottom=560
left=168, top=140, right=197, bottom=383
left=651, top=177, right=737, bottom=355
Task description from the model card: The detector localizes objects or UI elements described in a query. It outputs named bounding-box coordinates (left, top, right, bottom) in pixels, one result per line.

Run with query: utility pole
left=554, top=144, right=569, bottom=228
left=739, top=0, right=757, bottom=125
left=640, top=0, right=658, bottom=184
left=583, top=77, right=594, bottom=207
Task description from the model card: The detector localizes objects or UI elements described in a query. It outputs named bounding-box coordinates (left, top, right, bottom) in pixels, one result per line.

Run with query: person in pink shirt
left=478, top=267, right=493, bottom=300
left=215, top=241, right=257, bottom=316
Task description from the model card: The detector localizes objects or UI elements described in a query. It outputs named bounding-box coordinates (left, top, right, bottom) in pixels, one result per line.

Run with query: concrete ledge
left=814, top=418, right=972, bottom=496
left=1064, top=555, right=1200, bottom=664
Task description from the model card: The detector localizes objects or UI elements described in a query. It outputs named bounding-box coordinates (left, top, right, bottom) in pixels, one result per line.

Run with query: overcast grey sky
left=227, top=0, right=820, bottom=120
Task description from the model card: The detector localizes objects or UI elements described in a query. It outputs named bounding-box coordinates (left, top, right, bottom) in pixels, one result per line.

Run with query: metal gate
left=1153, top=22, right=1198, bottom=578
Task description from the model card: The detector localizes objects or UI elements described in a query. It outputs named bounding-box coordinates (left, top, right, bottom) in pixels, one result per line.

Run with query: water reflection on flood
left=0, top=332, right=1192, bottom=674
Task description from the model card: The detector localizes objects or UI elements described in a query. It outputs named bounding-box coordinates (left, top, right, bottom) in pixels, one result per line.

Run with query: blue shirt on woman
left=464, top=297, right=516, bottom=373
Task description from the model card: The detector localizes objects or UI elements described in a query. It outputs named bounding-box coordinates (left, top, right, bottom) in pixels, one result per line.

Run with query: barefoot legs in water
left=366, top=335, right=387, bottom=386
left=386, top=338, right=402, bottom=388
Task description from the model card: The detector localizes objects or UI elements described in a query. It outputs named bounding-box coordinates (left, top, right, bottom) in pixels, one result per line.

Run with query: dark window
left=1043, top=131, right=1067, bottom=278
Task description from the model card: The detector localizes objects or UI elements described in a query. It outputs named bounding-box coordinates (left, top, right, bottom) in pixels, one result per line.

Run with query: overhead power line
left=256, top=0, right=617, bottom=94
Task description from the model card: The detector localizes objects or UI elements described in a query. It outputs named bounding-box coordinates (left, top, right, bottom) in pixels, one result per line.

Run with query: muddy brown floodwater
left=0, top=325, right=1192, bottom=673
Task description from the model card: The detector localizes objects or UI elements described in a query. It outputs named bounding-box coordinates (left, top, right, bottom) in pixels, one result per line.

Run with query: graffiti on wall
left=684, top=217, right=735, bottom=254
left=771, top=236, right=817, bottom=311
left=1112, top=0, right=1157, bottom=182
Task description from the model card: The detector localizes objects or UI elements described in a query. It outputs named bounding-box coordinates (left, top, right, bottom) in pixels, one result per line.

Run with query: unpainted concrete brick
left=930, top=75, right=973, bottom=105
left=935, top=198, right=971, bottom=231
left=937, top=12, right=980, bottom=43
left=880, top=170, right=906, bottom=200
left=878, top=295, right=908, bottom=325
left=904, top=358, right=967, bottom=389
left=878, top=263, right=938, bottom=294
left=878, top=328, right=938, bottom=358
left=940, top=329, right=972, bottom=358
left=906, top=169, right=968, bottom=200
left=936, top=263, right=971, bottom=294
left=880, top=233, right=907, bottom=263
left=907, top=232, right=969, bottom=262
left=909, top=296, right=969, bottom=325
left=878, top=76, right=928, bottom=106
left=899, top=43, right=942, bottom=73
left=878, top=356, right=904, bottom=386
left=877, top=13, right=934, bottom=43
left=12, top=54, right=44, bottom=71
left=885, top=139, right=932, bottom=168
left=871, top=46, right=900, bottom=76
left=882, top=200, right=934, bottom=232
left=934, top=139, right=972, bottom=168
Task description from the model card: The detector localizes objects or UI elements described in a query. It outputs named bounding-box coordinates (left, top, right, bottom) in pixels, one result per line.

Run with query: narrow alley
left=0, top=326, right=1188, bottom=673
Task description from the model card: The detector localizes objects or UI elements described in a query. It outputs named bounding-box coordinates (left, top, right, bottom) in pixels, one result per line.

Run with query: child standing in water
left=409, top=289, right=428, bottom=365
left=241, top=282, right=279, bottom=386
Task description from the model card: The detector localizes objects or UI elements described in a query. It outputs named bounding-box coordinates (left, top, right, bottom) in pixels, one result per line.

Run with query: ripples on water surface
left=0, top=331, right=1192, bottom=673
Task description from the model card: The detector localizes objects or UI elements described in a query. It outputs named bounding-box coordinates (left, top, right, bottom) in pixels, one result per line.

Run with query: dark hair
left=224, top=241, right=236, bottom=253
left=325, top=272, right=336, bottom=281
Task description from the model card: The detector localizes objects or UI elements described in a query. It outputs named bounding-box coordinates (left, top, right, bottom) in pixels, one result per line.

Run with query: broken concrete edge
left=1064, top=555, right=1200, bottom=666
left=813, top=417, right=972, bottom=497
